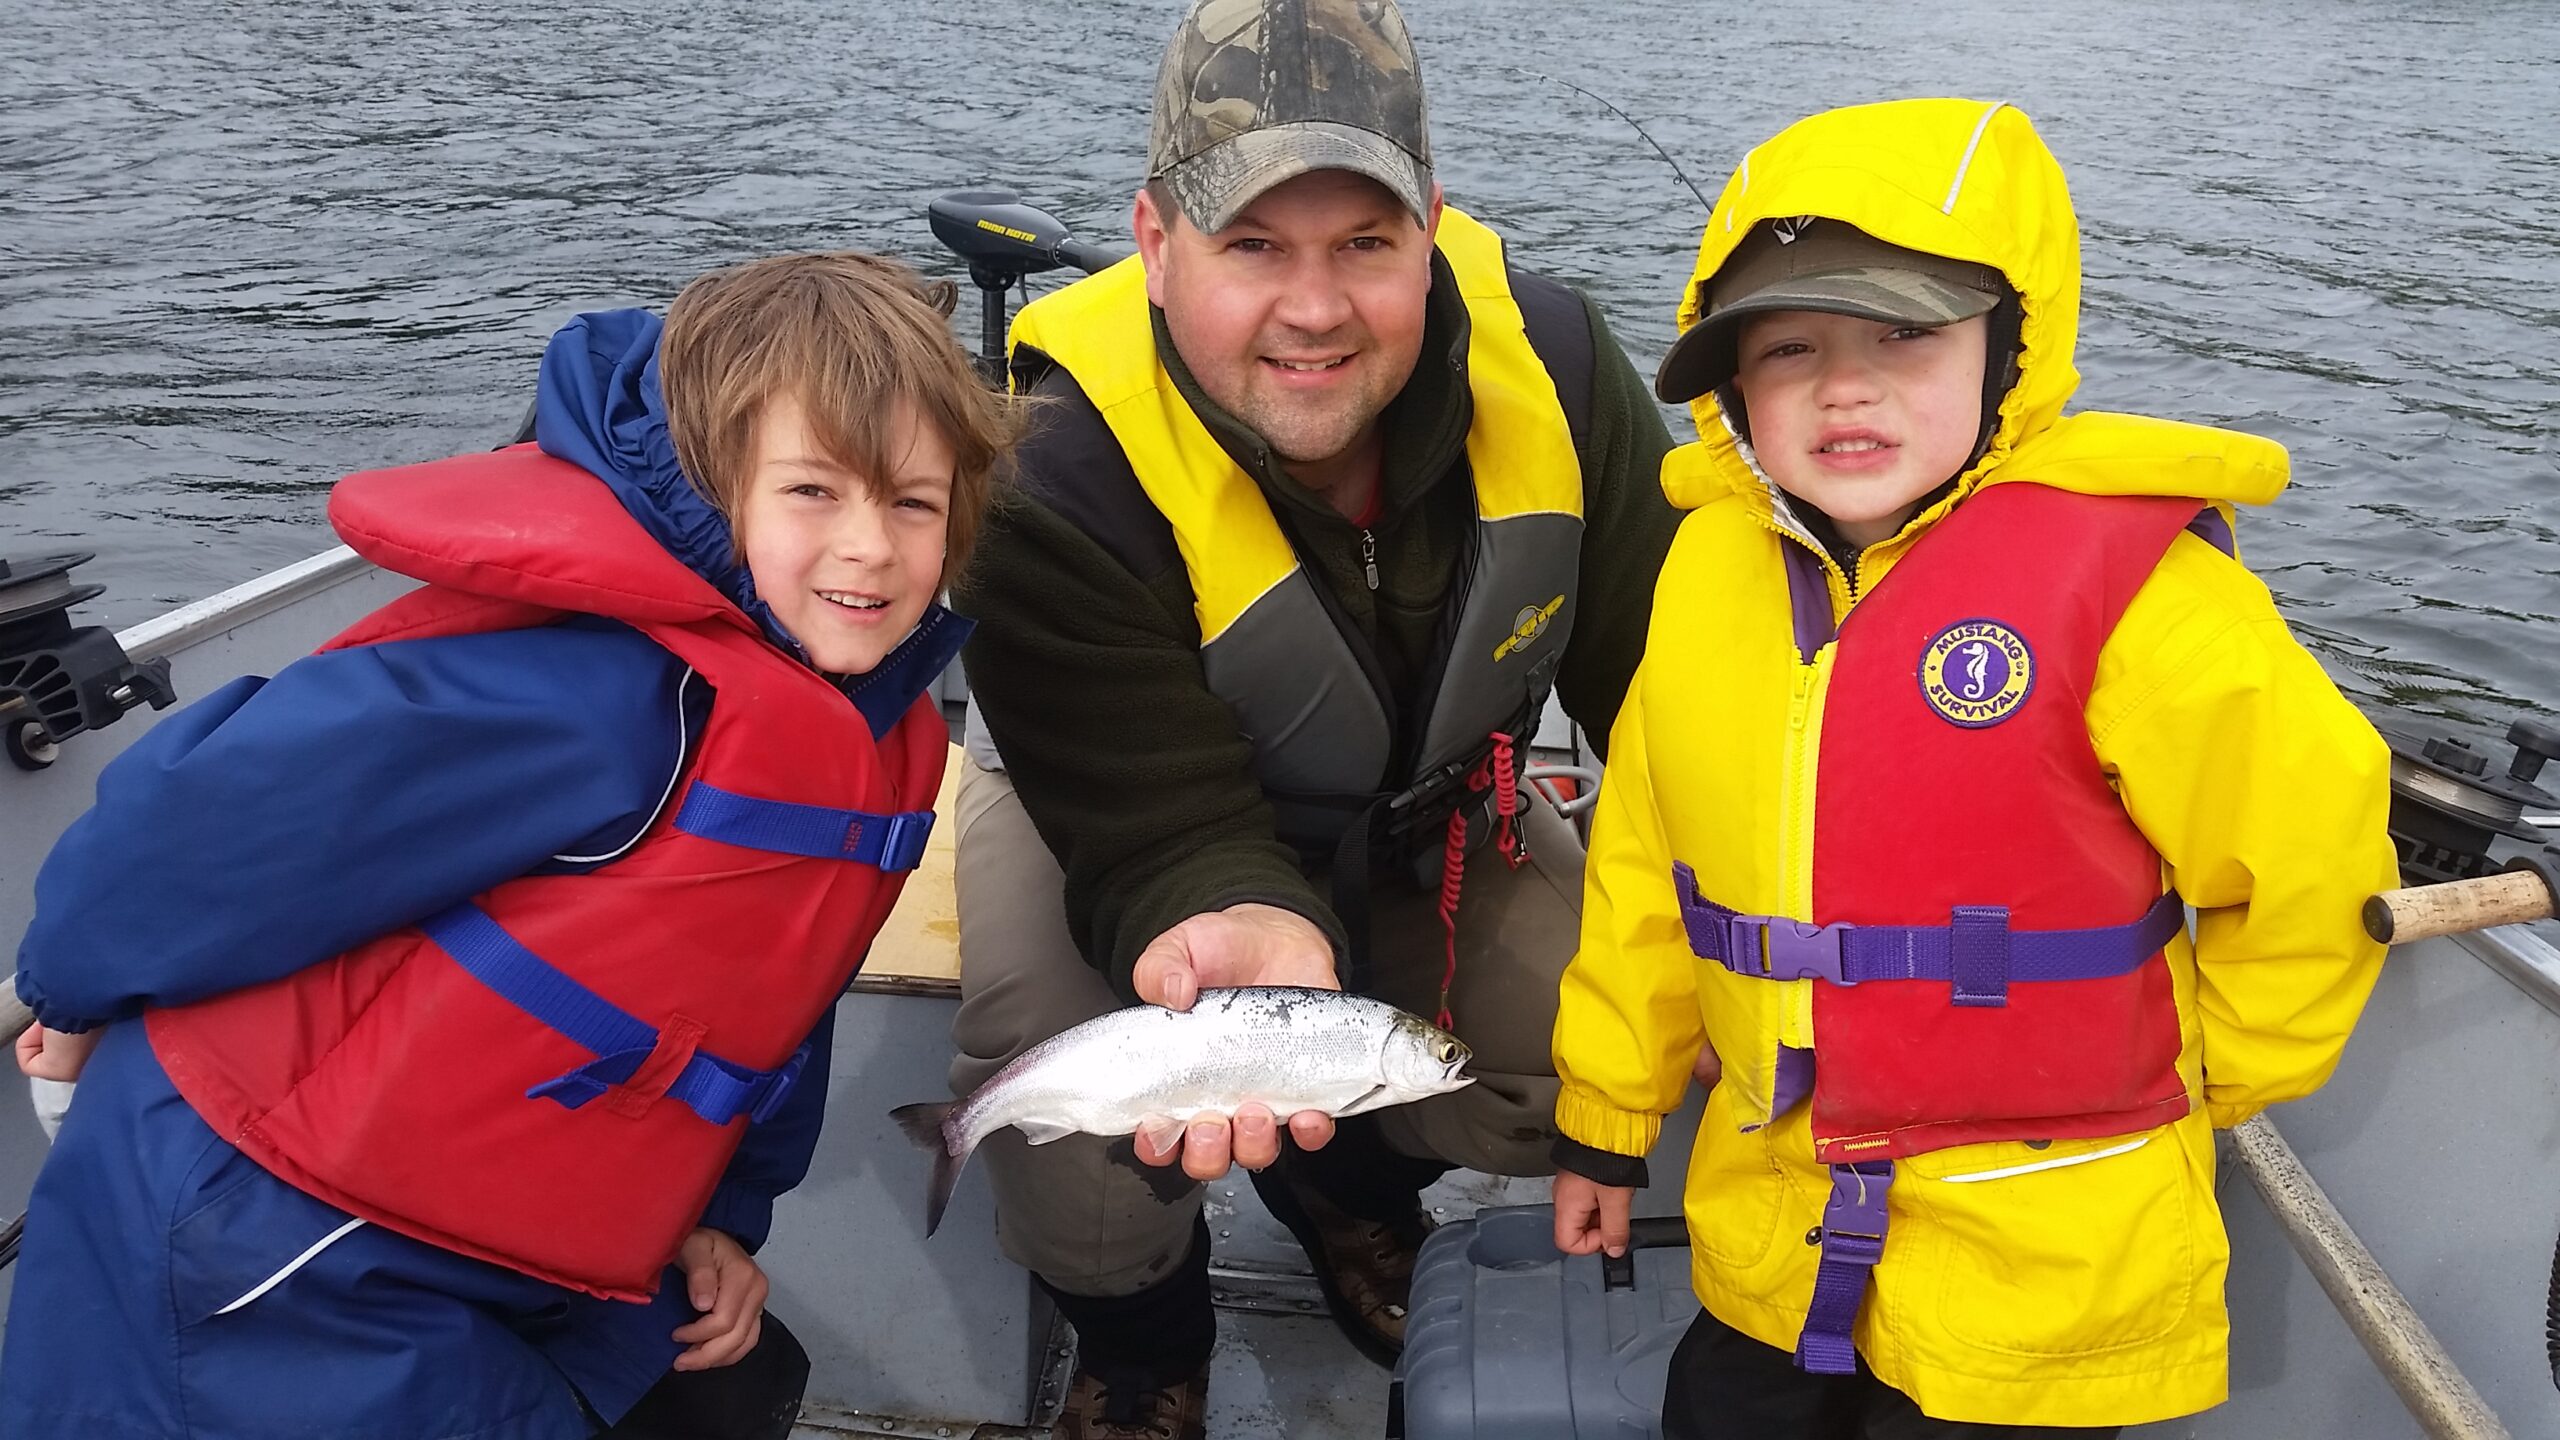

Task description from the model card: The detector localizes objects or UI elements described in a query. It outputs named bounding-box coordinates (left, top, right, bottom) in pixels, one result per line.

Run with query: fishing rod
left=2350, top=711, right=2560, bottom=1416
left=2362, top=715, right=2560, bottom=941
left=1506, top=68, right=1714, bottom=216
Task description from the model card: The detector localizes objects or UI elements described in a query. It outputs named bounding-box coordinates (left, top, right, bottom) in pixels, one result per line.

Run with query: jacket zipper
left=1758, top=517, right=1847, bottom=925
left=1360, top=528, right=1379, bottom=591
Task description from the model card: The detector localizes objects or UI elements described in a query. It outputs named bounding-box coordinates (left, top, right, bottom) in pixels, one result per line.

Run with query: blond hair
left=659, top=250, right=1016, bottom=582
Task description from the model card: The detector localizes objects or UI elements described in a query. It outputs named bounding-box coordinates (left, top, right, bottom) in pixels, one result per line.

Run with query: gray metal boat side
left=0, top=549, right=1055, bottom=1431
left=2, top=551, right=2553, bottom=1438
left=2143, top=924, right=2560, bottom=1440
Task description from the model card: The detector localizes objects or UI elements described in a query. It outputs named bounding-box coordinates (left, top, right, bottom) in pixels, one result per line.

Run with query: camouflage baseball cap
left=1147, top=0, right=1434, bottom=235
left=1654, top=218, right=2006, bottom=403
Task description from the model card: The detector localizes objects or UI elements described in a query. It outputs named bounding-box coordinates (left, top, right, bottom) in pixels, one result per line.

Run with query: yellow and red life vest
left=1670, top=483, right=2207, bottom=1371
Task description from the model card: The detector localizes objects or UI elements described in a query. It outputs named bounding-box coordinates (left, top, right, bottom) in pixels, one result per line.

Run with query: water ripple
left=2, top=0, right=2552, bottom=749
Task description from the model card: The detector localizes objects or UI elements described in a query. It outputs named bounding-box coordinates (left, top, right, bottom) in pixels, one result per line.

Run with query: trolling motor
left=0, top=552, right=175, bottom=771
left=926, top=190, right=1127, bottom=380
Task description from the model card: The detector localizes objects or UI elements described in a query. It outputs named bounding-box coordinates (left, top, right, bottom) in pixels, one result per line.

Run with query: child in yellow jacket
left=1549, top=99, right=2397, bottom=1436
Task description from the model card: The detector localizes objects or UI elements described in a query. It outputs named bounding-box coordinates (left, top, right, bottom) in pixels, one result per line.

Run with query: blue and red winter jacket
left=15, top=305, right=966, bottom=1286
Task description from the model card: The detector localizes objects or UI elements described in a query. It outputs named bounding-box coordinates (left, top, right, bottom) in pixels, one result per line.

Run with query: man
left=951, top=1, right=1681, bottom=1434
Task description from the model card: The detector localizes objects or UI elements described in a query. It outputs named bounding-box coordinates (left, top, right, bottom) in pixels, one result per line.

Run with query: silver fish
left=891, top=987, right=1473, bottom=1234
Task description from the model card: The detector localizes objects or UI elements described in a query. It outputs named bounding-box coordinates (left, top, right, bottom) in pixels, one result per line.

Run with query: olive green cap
left=1655, top=218, right=2006, bottom=403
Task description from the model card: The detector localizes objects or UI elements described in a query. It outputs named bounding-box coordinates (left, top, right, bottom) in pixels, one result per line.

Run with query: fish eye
left=1434, top=1039, right=1460, bottom=1064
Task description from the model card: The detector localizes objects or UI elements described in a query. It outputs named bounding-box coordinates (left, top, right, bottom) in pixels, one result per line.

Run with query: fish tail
left=889, top=1100, right=967, bottom=1237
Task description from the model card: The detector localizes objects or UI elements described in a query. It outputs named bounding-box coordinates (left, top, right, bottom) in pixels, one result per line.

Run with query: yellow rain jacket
left=1551, top=98, right=2399, bottom=1426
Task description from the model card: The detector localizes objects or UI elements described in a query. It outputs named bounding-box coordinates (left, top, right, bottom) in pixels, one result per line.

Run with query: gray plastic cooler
left=1390, top=1205, right=1699, bottom=1440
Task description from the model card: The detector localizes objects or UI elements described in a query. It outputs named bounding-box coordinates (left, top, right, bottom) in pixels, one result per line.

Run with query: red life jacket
left=146, top=445, right=948, bottom=1301
left=1809, top=483, right=2198, bottom=1160
left=1672, top=482, right=2209, bottom=1371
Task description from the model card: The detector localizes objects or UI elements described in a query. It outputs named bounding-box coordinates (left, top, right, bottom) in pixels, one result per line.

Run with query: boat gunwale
left=114, top=544, right=374, bottom=662
left=2455, top=922, right=2560, bottom=1019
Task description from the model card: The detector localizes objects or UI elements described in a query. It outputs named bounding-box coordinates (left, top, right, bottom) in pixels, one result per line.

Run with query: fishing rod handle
left=0, top=981, right=30, bottom=1046
left=2364, top=868, right=2556, bottom=945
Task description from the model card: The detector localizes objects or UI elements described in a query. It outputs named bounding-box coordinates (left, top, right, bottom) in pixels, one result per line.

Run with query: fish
left=890, top=986, right=1474, bottom=1235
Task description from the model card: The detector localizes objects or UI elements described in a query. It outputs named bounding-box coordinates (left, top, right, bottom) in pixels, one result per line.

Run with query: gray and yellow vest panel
left=1011, top=208, right=1585, bottom=855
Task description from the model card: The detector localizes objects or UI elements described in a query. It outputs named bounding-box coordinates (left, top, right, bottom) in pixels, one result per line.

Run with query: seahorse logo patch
left=1918, top=619, right=2034, bottom=728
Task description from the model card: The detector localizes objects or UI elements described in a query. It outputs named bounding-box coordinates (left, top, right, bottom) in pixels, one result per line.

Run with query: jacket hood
left=530, top=307, right=978, bottom=730
left=533, top=308, right=801, bottom=656
left=1659, top=99, right=2286, bottom=524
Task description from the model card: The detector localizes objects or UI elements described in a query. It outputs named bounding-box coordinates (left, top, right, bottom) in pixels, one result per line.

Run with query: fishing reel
left=926, top=190, right=1127, bottom=380
left=2377, top=717, right=2560, bottom=885
left=0, top=552, right=175, bottom=771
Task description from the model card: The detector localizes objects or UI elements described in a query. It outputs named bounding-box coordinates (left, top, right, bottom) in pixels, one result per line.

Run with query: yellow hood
left=1660, top=98, right=2286, bottom=519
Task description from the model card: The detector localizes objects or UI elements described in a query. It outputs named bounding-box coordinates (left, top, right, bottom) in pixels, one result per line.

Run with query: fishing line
left=1506, top=67, right=1713, bottom=216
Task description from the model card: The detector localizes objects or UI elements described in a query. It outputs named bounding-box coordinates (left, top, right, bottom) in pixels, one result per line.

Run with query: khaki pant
left=949, top=760, right=1584, bottom=1298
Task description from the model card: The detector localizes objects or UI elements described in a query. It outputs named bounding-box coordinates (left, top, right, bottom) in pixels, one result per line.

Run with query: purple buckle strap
left=1672, top=864, right=1850, bottom=982
left=1671, top=864, right=2185, bottom=1005
left=1797, top=1160, right=1894, bottom=1375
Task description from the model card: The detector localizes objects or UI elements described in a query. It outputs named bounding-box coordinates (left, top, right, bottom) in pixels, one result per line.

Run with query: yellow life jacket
left=1010, top=208, right=1584, bottom=858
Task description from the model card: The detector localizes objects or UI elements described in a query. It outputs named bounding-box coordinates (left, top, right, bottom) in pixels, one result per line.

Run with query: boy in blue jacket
left=4, top=251, right=1014, bottom=1439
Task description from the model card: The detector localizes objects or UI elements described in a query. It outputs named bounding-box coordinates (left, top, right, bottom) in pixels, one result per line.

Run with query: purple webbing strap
left=1949, top=905, right=2011, bottom=1007
left=1671, top=865, right=2185, bottom=997
left=1797, top=1160, right=1893, bottom=1374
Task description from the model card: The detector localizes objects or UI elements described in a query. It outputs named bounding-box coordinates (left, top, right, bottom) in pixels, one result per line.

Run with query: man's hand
left=1127, top=903, right=1341, bottom=1179
left=1552, top=1170, right=1636, bottom=1258
left=15, top=1024, right=104, bottom=1083
left=670, top=1228, right=768, bottom=1371
left=1129, top=903, right=1339, bottom=1010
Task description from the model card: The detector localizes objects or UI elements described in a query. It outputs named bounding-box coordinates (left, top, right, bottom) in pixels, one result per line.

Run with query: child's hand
left=15, top=1024, right=104, bottom=1083
left=1693, top=1042, right=1723, bottom=1090
left=1552, top=1169, right=1636, bottom=1258
left=669, top=1227, right=768, bottom=1371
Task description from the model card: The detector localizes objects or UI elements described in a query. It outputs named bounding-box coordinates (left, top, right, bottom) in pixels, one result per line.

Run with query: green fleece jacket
left=955, top=252, right=1680, bottom=999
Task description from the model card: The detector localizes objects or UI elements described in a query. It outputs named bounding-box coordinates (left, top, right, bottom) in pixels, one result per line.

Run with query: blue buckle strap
left=529, top=1037, right=810, bottom=1125
left=674, top=781, right=934, bottom=871
left=1671, top=863, right=2184, bottom=996
left=422, top=904, right=803, bottom=1125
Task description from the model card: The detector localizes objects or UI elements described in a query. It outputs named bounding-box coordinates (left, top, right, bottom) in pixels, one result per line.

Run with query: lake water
left=3, top=0, right=2553, bottom=749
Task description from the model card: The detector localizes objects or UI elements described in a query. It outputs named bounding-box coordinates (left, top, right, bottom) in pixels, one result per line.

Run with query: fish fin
left=1014, top=1120, right=1078, bottom=1146
left=1333, top=1084, right=1392, bottom=1117
left=889, top=1101, right=966, bottom=1237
